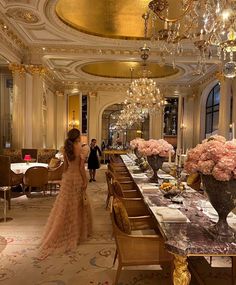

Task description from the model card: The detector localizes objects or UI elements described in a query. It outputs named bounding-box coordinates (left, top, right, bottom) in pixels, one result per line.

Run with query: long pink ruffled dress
left=39, top=144, right=92, bottom=258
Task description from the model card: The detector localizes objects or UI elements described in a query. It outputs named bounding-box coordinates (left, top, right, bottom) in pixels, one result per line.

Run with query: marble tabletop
left=120, top=154, right=236, bottom=257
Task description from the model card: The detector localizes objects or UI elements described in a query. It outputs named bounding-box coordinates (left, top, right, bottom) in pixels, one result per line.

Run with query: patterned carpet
left=0, top=166, right=233, bottom=285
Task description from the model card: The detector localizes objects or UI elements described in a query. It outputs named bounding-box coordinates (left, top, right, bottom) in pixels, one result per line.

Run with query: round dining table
left=11, top=162, right=48, bottom=174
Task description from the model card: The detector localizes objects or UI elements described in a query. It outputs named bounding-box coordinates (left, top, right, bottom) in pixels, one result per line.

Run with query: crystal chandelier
left=116, top=103, right=147, bottom=130
left=148, top=0, right=236, bottom=78
left=125, top=13, right=165, bottom=115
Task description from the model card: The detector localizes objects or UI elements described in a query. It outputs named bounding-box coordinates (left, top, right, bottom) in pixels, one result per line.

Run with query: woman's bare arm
left=80, top=158, right=87, bottom=191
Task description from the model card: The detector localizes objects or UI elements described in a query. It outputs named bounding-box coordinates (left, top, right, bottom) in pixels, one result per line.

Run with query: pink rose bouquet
left=130, top=138, right=144, bottom=150
left=137, top=139, right=175, bottom=157
left=185, top=135, right=236, bottom=181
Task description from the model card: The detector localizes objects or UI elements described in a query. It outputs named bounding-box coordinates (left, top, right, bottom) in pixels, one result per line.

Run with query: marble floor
left=0, top=166, right=233, bottom=285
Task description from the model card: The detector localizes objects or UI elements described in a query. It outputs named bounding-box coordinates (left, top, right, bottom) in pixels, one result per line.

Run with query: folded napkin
left=157, top=174, right=175, bottom=180
left=152, top=206, right=188, bottom=223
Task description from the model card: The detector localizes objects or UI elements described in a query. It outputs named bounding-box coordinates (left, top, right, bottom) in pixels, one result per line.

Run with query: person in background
left=39, top=128, right=92, bottom=259
left=101, top=141, right=106, bottom=151
left=88, top=139, right=102, bottom=182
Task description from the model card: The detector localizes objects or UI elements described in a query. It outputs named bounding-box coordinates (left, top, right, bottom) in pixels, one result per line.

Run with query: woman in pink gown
left=39, top=128, right=92, bottom=258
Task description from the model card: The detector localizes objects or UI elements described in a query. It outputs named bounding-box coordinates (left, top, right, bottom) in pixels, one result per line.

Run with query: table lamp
left=24, top=154, right=31, bottom=164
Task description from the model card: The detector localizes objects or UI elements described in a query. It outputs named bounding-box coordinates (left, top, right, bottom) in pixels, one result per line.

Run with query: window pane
left=206, top=113, right=212, bottom=134
left=213, top=105, right=219, bottom=112
left=206, top=92, right=213, bottom=107
left=213, top=91, right=220, bottom=105
left=213, top=111, right=219, bottom=132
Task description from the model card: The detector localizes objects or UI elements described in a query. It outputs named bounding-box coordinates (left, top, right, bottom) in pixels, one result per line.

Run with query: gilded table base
left=173, top=254, right=191, bottom=285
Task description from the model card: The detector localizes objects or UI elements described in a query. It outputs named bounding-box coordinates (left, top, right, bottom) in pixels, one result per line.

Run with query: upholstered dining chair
left=37, top=149, right=57, bottom=163
left=23, top=166, right=48, bottom=197
left=111, top=197, right=173, bottom=285
left=48, top=162, right=64, bottom=194
left=0, top=155, right=23, bottom=211
left=113, top=180, right=142, bottom=198
left=106, top=167, right=136, bottom=190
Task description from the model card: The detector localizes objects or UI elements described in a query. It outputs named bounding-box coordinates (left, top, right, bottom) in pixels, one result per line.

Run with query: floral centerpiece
left=138, top=139, right=174, bottom=182
left=184, top=135, right=236, bottom=240
left=130, top=138, right=145, bottom=162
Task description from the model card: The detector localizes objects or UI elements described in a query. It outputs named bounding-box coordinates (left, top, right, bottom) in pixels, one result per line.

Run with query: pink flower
left=184, top=161, right=199, bottom=173
left=212, top=166, right=232, bottom=181
left=184, top=135, right=236, bottom=181
left=137, top=139, right=174, bottom=157
left=198, top=160, right=215, bottom=175
left=130, top=138, right=144, bottom=149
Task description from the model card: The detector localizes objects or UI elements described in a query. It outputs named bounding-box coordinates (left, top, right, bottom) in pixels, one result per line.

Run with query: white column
left=177, top=94, right=183, bottom=150
left=56, top=92, right=67, bottom=149
left=88, top=92, right=98, bottom=143
left=182, top=95, right=194, bottom=149
left=218, top=78, right=231, bottom=139
left=149, top=109, right=163, bottom=139
left=11, top=71, right=26, bottom=148
left=31, top=72, right=43, bottom=148
left=24, top=73, right=33, bottom=148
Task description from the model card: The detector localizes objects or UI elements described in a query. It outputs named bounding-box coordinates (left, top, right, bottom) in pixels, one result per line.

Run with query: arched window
left=205, top=83, right=220, bottom=137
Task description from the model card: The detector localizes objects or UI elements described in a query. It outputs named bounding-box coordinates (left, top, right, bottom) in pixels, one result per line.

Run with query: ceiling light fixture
left=148, top=0, right=236, bottom=78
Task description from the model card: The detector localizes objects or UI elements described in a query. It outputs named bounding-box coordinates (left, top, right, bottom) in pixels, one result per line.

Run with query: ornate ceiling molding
left=5, top=7, right=40, bottom=24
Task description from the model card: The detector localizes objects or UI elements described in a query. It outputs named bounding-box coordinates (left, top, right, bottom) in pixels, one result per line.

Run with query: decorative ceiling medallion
left=80, top=61, right=179, bottom=79
left=6, top=8, right=40, bottom=24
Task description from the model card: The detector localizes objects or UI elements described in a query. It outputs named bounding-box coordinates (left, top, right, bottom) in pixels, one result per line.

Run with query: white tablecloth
left=11, top=163, right=48, bottom=174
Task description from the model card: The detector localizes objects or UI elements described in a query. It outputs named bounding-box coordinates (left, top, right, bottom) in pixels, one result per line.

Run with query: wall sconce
left=69, top=110, right=80, bottom=129
left=180, top=123, right=186, bottom=129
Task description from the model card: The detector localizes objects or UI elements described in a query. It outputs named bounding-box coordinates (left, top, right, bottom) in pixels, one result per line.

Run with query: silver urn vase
left=134, top=147, right=143, bottom=165
left=201, top=174, right=236, bottom=241
left=147, top=155, right=165, bottom=183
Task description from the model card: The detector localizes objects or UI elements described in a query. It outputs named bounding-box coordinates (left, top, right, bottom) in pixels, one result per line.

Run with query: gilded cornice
left=9, top=63, right=49, bottom=76
left=0, top=16, right=28, bottom=52
left=31, top=45, right=198, bottom=58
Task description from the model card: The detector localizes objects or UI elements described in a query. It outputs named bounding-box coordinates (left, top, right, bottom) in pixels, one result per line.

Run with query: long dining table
left=120, top=154, right=236, bottom=285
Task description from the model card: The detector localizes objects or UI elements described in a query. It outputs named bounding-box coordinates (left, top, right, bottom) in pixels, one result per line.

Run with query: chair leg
left=4, top=191, right=6, bottom=222
left=113, top=249, right=118, bottom=266
left=8, top=189, right=11, bottom=210
left=105, top=193, right=110, bottom=209
left=28, top=186, right=32, bottom=197
left=114, top=262, right=122, bottom=285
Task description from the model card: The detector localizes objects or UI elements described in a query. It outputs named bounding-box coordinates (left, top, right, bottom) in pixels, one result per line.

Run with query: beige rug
left=0, top=167, right=173, bottom=285
left=0, top=167, right=232, bottom=285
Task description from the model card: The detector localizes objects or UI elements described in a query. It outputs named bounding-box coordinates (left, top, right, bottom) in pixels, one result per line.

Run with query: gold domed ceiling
left=80, top=61, right=179, bottom=78
left=56, top=0, right=182, bottom=39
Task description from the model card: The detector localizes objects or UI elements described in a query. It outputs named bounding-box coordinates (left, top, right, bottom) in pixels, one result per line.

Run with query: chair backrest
left=0, top=155, right=11, bottom=186
left=105, top=171, right=115, bottom=196
left=24, top=166, right=48, bottom=187
left=38, top=149, right=57, bottom=163
left=48, top=162, right=64, bottom=181
left=3, top=149, right=22, bottom=163
left=113, top=180, right=124, bottom=198
left=21, top=149, right=38, bottom=161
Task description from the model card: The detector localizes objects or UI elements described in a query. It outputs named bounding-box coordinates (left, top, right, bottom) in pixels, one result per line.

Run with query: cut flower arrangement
left=185, top=135, right=236, bottom=181
left=130, top=138, right=144, bottom=150
left=137, top=139, right=175, bottom=157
